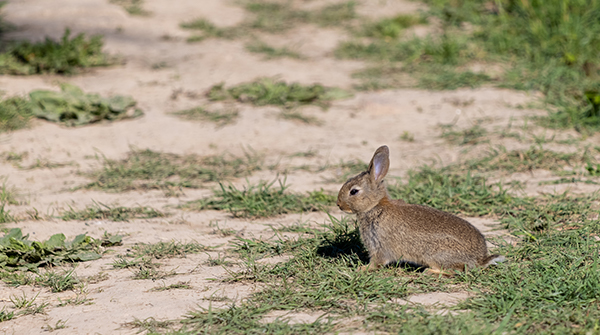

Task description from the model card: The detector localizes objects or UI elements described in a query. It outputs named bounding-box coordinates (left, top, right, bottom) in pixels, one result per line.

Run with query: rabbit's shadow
left=315, top=231, right=426, bottom=273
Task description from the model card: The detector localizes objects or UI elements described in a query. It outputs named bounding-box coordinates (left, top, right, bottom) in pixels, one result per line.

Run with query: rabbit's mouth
left=337, top=200, right=353, bottom=213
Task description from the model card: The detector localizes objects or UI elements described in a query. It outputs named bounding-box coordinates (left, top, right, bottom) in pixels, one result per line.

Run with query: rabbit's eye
left=350, top=189, right=359, bottom=195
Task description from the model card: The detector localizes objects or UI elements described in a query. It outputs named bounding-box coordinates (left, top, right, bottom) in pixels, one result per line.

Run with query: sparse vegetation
left=243, top=1, right=356, bottom=33
left=462, top=146, right=592, bottom=174
left=171, top=106, right=239, bottom=127
left=42, top=319, right=68, bottom=332
left=207, top=78, right=352, bottom=110
left=358, top=14, right=427, bottom=39
left=35, top=269, right=79, bottom=292
left=0, top=29, right=111, bottom=75
left=336, top=1, right=600, bottom=132
left=441, top=124, right=488, bottom=145
left=150, top=281, right=193, bottom=291
left=245, top=40, right=304, bottom=60
left=82, top=149, right=262, bottom=192
left=125, top=317, right=175, bottom=333
left=399, top=131, right=415, bottom=142
left=0, top=97, right=32, bottom=133
left=183, top=180, right=335, bottom=218
left=110, top=0, right=150, bottom=16
left=180, top=18, right=239, bottom=42
left=129, top=240, right=207, bottom=259
left=60, top=201, right=164, bottom=222
left=278, top=110, right=323, bottom=126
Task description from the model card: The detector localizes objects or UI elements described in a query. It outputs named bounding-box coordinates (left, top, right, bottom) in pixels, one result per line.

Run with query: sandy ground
left=1, top=0, right=599, bottom=334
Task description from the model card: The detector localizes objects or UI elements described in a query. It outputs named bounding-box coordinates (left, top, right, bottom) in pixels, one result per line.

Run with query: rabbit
left=336, top=145, right=504, bottom=275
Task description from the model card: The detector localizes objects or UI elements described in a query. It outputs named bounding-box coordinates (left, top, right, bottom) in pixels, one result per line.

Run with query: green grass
left=183, top=180, right=336, bottom=218
left=113, top=241, right=207, bottom=281
left=441, top=124, right=489, bottom=145
left=60, top=201, right=164, bottom=222
left=351, top=64, right=412, bottom=91
left=42, top=320, right=68, bottom=332
left=358, top=14, right=427, bottom=39
left=129, top=241, right=208, bottom=259
left=0, top=29, right=111, bottom=75
left=81, top=149, right=262, bottom=192
left=0, top=306, right=14, bottom=322
left=109, top=0, right=150, bottom=16
left=170, top=106, right=239, bottom=127
left=245, top=1, right=356, bottom=33
left=161, top=155, right=600, bottom=333
left=461, top=146, right=592, bottom=174
left=399, top=131, right=415, bottom=142
left=35, top=269, right=78, bottom=292
left=278, top=110, right=323, bottom=126
left=207, top=78, right=352, bottom=110
left=150, top=281, right=193, bottom=291
left=179, top=1, right=357, bottom=43
left=336, top=1, right=600, bottom=132
left=245, top=40, right=304, bottom=60
left=125, top=317, right=175, bottom=333
left=387, top=166, right=517, bottom=217
left=179, top=18, right=239, bottom=42
left=0, top=97, right=32, bottom=133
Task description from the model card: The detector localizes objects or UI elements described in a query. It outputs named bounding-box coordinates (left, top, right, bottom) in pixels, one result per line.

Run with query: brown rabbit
left=337, top=145, right=504, bottom=275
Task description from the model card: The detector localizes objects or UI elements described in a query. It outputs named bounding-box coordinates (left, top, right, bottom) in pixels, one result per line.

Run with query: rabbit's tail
left=481, top=254, right=505, bottom=267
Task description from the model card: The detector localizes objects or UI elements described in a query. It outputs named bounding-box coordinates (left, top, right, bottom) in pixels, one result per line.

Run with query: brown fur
left=337, top=145, right=503, bottom=274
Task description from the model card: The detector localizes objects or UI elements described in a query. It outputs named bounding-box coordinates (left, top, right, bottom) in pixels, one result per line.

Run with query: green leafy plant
left=29, top=83, right=143, bottom=127
left=0, top=228, right=122, bottom=271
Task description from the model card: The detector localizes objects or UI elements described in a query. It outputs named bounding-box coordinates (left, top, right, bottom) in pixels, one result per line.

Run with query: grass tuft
left=0, top=97, right=32, bottom=133
left=207, top=78, right=352, bottom=110
left=129, top=241, right=208, bottom=259
left=109, top=0, right=150, bottom=16
left=180, top=18, right=239, bottom=42
left=183, top=180, right=335, bottom=218
left=171, top=106, right=239, bottom=127
left=60, top=201, right=164, bottom=222
left=441, top=124, right=488, bottom=145
left=0, top=28, right=111, bottom=75
left=245, top=40, right=305, bottom=60
left=359, top=14, right=427, bottom=39
left=82, top=149, right=262, bottom=192
left=35, top=269, right=79, bottom=293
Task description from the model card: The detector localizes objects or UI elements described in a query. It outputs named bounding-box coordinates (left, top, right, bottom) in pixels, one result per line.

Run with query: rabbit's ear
left=368, top=145, right=390, bottom=184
